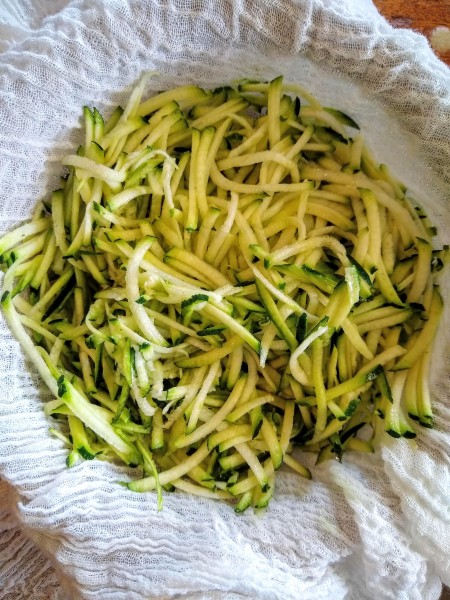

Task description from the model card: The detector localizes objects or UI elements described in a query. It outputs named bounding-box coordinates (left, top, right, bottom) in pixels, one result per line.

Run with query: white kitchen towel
left=0, top=1, right=449, bottom=599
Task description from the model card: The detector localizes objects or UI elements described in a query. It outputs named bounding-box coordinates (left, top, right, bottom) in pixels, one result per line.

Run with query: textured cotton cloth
left=0, top=1, right=450, bottom=599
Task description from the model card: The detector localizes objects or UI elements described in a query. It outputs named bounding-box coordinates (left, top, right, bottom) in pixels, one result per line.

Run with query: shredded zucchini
left=0, top=76, right=447, bottom=512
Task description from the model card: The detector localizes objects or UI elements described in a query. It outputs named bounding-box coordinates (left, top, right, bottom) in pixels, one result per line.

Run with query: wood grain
left=373, top=0, right=450, bottom=64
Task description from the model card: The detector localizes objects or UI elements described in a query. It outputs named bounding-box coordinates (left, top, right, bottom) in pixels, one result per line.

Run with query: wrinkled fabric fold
left=0, top=1, right=449, bottom=598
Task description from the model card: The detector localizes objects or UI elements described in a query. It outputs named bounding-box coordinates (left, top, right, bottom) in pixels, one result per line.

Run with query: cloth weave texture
left=0, top=1, right=449, bottom=598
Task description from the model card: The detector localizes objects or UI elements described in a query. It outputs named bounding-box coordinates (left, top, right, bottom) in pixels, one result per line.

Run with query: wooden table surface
left=373, top=0, right=450, bottom=65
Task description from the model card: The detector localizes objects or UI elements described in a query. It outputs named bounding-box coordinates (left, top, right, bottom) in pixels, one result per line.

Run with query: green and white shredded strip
left=0, top=76, right=447, bottom=512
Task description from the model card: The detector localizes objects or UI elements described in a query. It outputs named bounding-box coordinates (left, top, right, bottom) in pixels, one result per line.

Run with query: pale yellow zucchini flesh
left=0, top=76, right=447, bottom=512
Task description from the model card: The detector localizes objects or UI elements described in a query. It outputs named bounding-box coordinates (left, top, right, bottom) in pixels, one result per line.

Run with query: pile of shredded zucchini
left=0, top=76, right=447, bottom=512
